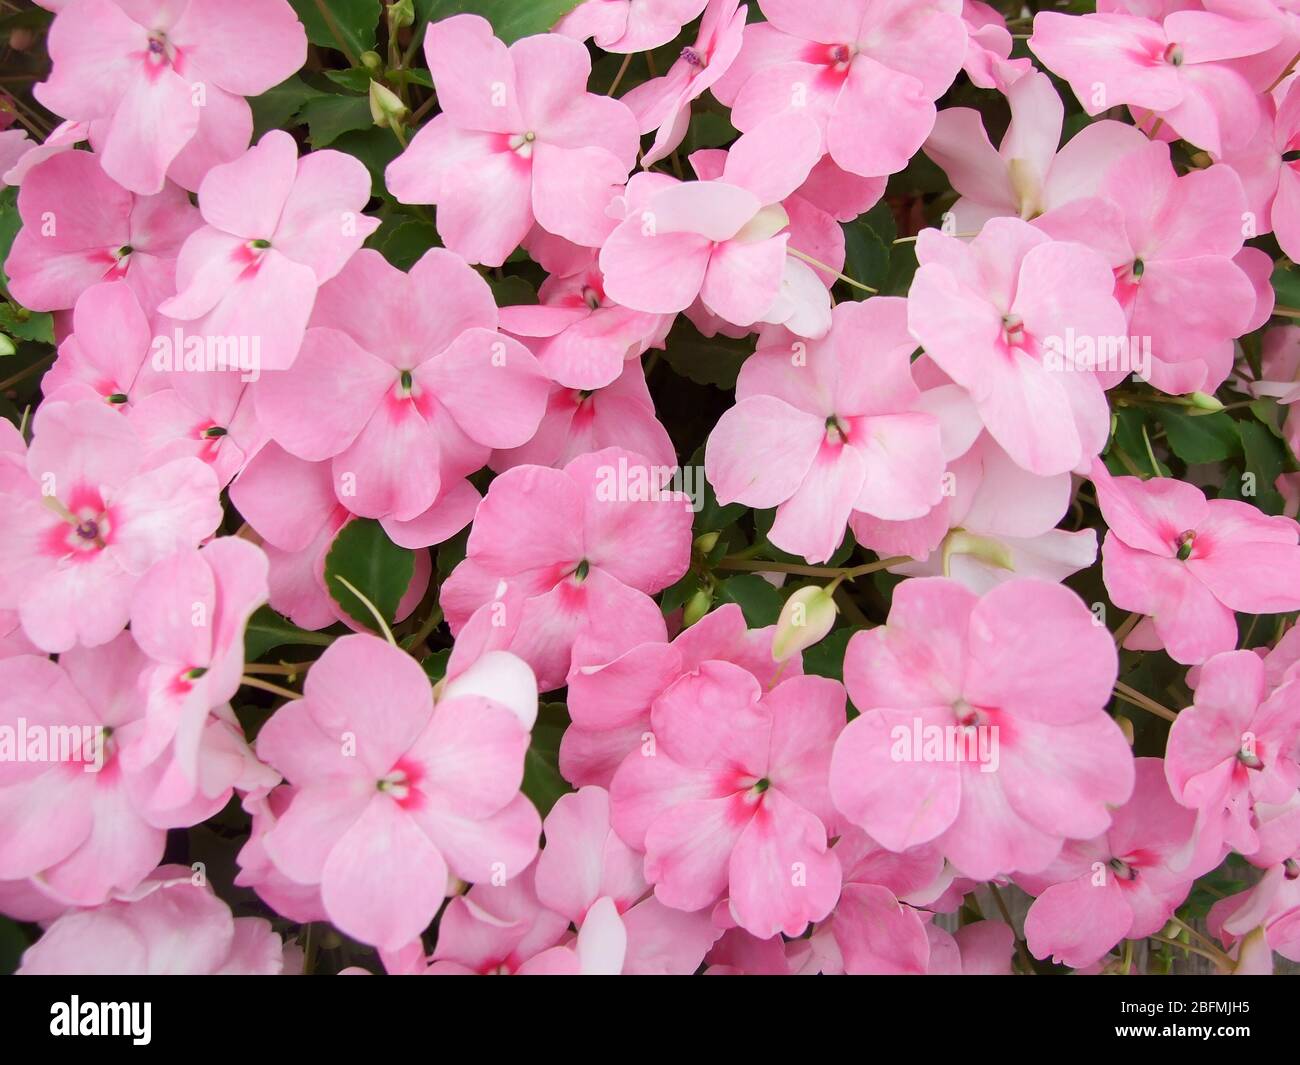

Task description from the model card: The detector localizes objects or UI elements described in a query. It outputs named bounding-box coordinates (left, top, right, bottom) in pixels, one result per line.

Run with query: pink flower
left=907, top=216, right=1127, bottom=476
left=1093, top=459, right=1300, bottom=665
left=123, top=538, right=268, bottom=806
left=1036, top=141, right=1256, bottom=395
left=707, top=297, right=947, bottom=563
left=41, top=280, right=166, bottom=408
left=924, top=70, right=1148, bottom=230
left=0, top=399, right=222, bottom=652
left=600, top=112, right=832, bottom=336
left=255, top=634, right=541, bottom=951
left=18, top=866, right=285, bottom=975
left=1020, top=758, right=1197, bottom=968
left=1209, top=861, right=1300, bottom=965
left=609, top=663, right=846, bottom=938
left=558, top=0, right=710, bottom=53
left=960, top=0, right=1033, bottom=91
left=441, top=448, right=693, bottom=691
left=5, top=150, right=199, bottom=313
left=255, top=248, right=548, bottom=523
left=491, top=358, right=675, bottom=473
left=562, top=603, right=794, bottom=788
left=1166, top=651, right=1300, bottom=867
left=35, top=0, right=306, bottom=194
left=0, top=639, right=180, bottom=905
left=830, top=577, right=1133, bottom=880
left=621, top=0, right=749, bottom=166
left=534, top=786, right=720, bottom=974
left=1, top=118, right=88, bottom=186
left=711, top=0, right=968, bottom=179
left=498, top=255, right=671, bottom=390
left=1029, top=11, right=1280, bottom=156
left=158, top=130, right=379, bottom=371
left=386, top=15, right=640, bottom=266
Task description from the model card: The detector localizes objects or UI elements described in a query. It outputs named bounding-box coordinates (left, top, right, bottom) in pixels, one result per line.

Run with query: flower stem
left=787, top=247, right=877, bottom=294
left=1112, top=681, right=1178, bottom=722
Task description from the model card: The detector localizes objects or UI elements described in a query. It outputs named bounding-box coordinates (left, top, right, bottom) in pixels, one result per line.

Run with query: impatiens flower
left=706, top=297, right=946, bottom=563
left=830, top=577, right=1134, bottom=880
left=1036, top=140, right=1256, bottom=395
left=925, top=918, right=1016, bottom=975
left=534, top=786, right=720, bottom=974
left=1209, top=860, right=1300, bottom=966
left=35, top=0, right=306, bottom=194
left=441, top=448, right=693, bottom=691
left=562, top=602, right=794, bottom=788
left=960, top=0, right=1033, bottom=91
left=1020, top=758, right=1198, bottom=968
left=907, top=216, right=1127, bottom=476
left=0, top=638, right=182, bottom=904
left=255, top=634, right=541, bottom=951
left=1, top=117, right=88, bottom=186
left=158, top=130, right=379, bottom=371
left=923, top=70, right=1148, bottom=229
left=1166, top=651, right=1300, bottom=867
left=0, top=399, right=221, bottom=652
left=498, top=256, right=671, bottom=390
left=386, top=15, right=640, bottom=266
left=600, top=112, right=832, bottom=336
left=711, top=0, right=968, bottom=179
left=558, top=0, right=710, bottom=52
left=1092, top=459, right=1300, bottom=664
left=1030, top=10, right=1282, bottom=156
left=609, top=663, right=846, bottom=938
left=255, top=248, right=548, bottom=523
left=18, top=866, right=285, bottom=975
left=491, top=358, right=675, bottom=473
left=621, top=0, right=748, bottom=166
left=41, top=280, right=165, bottom=408
left=5, top=150, right=199, bottom=313
left=123, top=537, right=268, bottom=806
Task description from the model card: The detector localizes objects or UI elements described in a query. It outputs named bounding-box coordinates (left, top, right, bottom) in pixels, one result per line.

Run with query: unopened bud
left=694, top=531, right=719, bottom=556
left=387, top=0, right=415, bottom=33
left=682, top=587, right=713, bottom=627
left=772, top=585, right=838, bottom=662
left=0, top=334, right=14, bottom=358
left=360, top=50, right=383, bottom=73
left=369, top=80, right=408, bottom=130
left=1189, top=391, right=1223, bottom=412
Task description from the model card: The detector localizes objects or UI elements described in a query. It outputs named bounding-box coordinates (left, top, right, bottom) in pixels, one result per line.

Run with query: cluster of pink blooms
left=2, top=0, right=1300, bottom=977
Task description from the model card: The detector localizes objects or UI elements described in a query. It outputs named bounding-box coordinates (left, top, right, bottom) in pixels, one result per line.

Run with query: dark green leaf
left=244, top=605, right=335, bottom=661
left=1158, top=407, right=1241, bottom=465
left=522, top=703, right=571, bottom=816
left=660, top=317, right=751, bottom=389
left=324, top=519, right=415, bottom=631
left=369, top=217, right=441, bottom=268
left=488, top=274, right=537, bottom=307
left=715, top=573, right=783, bottom=626
left=301, top=93, right=374, bottom=147
left=1237, top=419, right=1286, bottom=514
left=249, top=75, right=325, bottom=137
left=417, top=0, right=584, bottom=43
left=0, top=303, right=53, bottom=344
left=290, top=0, right=380, bottom=57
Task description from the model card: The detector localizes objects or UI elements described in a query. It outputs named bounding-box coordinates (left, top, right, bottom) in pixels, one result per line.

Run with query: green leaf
left=0, top=187, right=21, bottom=300
left=301, top=93, right=374, bottom=147
left=420, top=647, right=452, bottom=683
left=369, top=217, right=441, bottom=268
left=0, top=303, right=53, bottom=344
left=330, top=126, right=402, bottom=196
left=801, top=627, right=854, bottom=683
left=244, top=605, right=335, bottom=661
left=488, top=274, right=537, bottom=307
left=417, top=0, right=584, bottom=43
left=290, top=0, right=381, bottom=57
left=1271, top=262, right=1300, bottom=311
left=1158, top=407, right=1241, bottom=465
left=659, top=317, right=751, bottom=389
left=324, top=519, right=415, bottom=631
left=522, top=703, right=571, bottom=816
left=843, top=204, right=893, bottom=294
left=715, top=573, right=783, bottom=627
left=0, top=916, right=30, bottom=976
left=684, top=110, right=737, bottom=152
left=248, top=75, right=325, bottom=138
left=1237, top=419, right=1287, bottom=514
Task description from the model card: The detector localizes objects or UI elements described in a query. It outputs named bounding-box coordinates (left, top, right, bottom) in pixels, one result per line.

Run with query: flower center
left=201, top=425, right=227, bottom=439
left=107, top=392, right=128, bottom=405
left=377, top=769, right=410, bottom=800
left=828, top=43, right=853, bottom=65
left=825, top=415, right=846, bottom=444
left=1108, top=857, right=1138, bottom=881
left=1175, top=529, right=1195, bottom=561
left=581, top=286, right=601, bottom=311
left=75, top=519, right=100, bottom=542
left=681, top=46, right=705, bottom=67
left=573, top=558, right=590, bottom=582
left=1001, top=314, right=1025, bottom=346
left=1163, top=42, right=1183, bottom=66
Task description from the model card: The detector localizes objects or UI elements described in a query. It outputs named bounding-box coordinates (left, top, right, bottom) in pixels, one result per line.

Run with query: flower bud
left=387, top=0, right=415, bottom=33
left=1189, top=391, right=1224, bottom=412
left=772, top=584, right=838, bottom=662
left=682, top=587, right=713, bottom=627
left=360, top=50, right=383, bottom=73
left=694, top=531, right=719, bottom=555
left=0, top=334, right=14, bottom=358
left=369, top=80, right=408, bottom=130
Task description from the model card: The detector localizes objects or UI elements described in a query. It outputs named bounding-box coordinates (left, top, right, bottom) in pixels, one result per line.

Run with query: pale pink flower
left=386, top=15, right=640, bottom=266
left=830, top=577, right=1133, bottom=880
left=557, top=0, right=710, bottom=52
